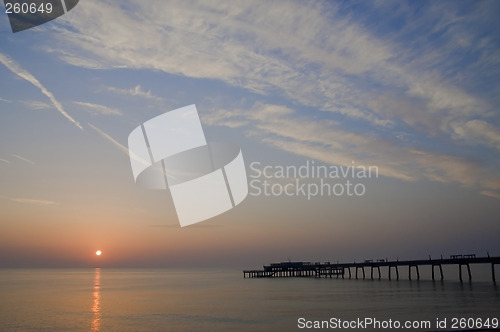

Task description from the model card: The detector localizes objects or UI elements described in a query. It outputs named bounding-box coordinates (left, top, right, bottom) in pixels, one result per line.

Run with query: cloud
left=0, top=158, right=11, bottom=164
left=480, top=191, right=500, bottom=201
left=74, top=101, right=122, bottom=116
left=22, top=100, right=52, bottom=110
left=0, top=52, right=83, bottom=131
left=49, top=0, right=497, bottom=136
left=205, top=102, right=486, bottom=188
left=45, top=1, right=499, bottom=194
left=12, top=154, right=35, bottom=165
left=10, top=198, right=58, bottom=206
left=106, top=85, right=163, bottom=102
left=49, top=1, right=392, bottom=101
left=0, top=97, right=12, bottom=103
left=451, top=120, right=500, bottom=150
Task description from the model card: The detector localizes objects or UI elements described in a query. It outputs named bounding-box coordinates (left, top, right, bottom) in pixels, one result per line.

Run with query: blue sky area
left=0, top=0, right=499, bottom=267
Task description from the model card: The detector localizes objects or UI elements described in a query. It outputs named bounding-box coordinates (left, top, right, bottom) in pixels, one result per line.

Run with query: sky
left=0, top=0, right=499, bottom=268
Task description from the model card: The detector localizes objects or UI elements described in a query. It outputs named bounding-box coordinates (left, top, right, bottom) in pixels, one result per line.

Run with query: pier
left=243, top=254, right=500, bottom=282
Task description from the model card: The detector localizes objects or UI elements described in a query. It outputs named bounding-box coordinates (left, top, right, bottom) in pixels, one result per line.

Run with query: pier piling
left=459, top=263, right=472, bottom=282
left=370, top=266, right=381, bottom=280
left=388, top=265, right=399, bottom=280
left=356, top=266, right=365, bottom=279
left=431, top=264, right=444, bottom=281
left=409, top=265, right=420, bottom=280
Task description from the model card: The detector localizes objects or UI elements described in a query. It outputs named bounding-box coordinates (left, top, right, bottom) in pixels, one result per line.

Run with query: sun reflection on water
left=91, top=268, right=101, bottom=332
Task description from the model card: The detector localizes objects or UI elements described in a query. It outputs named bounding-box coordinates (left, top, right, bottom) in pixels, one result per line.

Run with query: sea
left=0, top=266, right=499, bottom=331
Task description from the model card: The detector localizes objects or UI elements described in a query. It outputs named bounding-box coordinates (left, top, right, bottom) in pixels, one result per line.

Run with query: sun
left=96, top=250, right=102, bottom=256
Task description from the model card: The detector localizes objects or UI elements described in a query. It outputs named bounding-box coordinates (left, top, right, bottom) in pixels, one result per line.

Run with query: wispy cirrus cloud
left=204, top=102, right=497, bottom=197
left=50, top=1, right=498, bottom=137
left=74, top=101, right=122, bottom=116
left=106, top=85, right=163, bottom=102
left=47, top=0, right=499, bottom=198
left=10, top=198, right=58, bottom=206
left=451, top=120, right=500, bottom=151
left=0, top=158, right=11, bottom=164
left=22, top=100, right=52, bottom=110
left=0, top=52, right=83, bottom=131
left=480, top=191, right=500, bottom=201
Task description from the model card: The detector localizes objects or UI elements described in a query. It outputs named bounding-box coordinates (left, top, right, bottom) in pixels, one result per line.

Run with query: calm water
left=0, top=267, right=499, bottom=331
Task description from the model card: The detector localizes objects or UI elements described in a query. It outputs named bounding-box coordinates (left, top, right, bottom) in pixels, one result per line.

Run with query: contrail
left=0, top=52, right=83, bottom=131
left=88, top=123, right=130, bottom=155
left=12, top=154, right=35, bottom=164
left=88, top=123, right=149, bottom=167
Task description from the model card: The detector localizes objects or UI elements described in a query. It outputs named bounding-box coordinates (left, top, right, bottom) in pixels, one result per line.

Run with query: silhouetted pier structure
left=243, top=262, right=344, bottom=278
left=243, top=254, right=500, bottom=283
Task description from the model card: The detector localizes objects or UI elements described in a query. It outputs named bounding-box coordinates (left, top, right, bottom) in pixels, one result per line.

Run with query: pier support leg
left=388, top=265, right=399, bottom=280
left=459, top=264, right=472, bottom=282
left=348, top=267, right=351, bottom=279
left=492, top=264, right=496, bottom=283
left=356, top=267, right=365, bottom=279
left=389, top=266, right=399, bottom=280
left=432, top=265, right=443, bottom=281
left=370, top=266, right=381, bottom=280
left=409, top=265, right=420, bottom=280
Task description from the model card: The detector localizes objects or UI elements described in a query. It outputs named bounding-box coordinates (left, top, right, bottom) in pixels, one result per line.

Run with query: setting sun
left=96, top=250, right=102, bottom=256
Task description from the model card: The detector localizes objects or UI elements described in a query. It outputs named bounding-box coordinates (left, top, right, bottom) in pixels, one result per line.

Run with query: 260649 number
left=5, top=2, right=53, bottom=14
left=451, top=317, right=499, bottom=330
